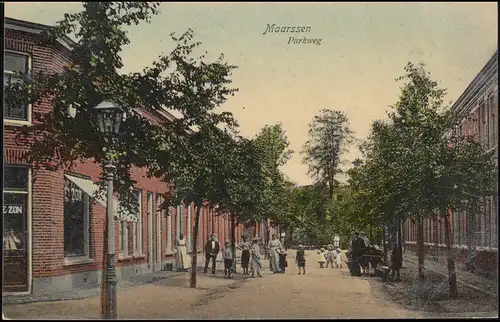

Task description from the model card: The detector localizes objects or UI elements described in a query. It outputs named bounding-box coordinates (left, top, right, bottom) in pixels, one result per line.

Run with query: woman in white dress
left=269, top=234, right=282, bottom=273
left=174, top=233, right=190, bottom=272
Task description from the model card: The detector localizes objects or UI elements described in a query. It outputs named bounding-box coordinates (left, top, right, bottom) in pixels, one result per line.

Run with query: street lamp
left=94, top=100, right=124, bottom=320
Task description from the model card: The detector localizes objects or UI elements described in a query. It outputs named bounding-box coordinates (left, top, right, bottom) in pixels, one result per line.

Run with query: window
left=488, top=94, right=496, bottom=150
left=4, top=51, right=30, bottom=121
left=167, top=206, right=173, bottom=253
left=133, top=190, right=143, bottom=255
left=64, top=174, right=90, bottom=258
left=177, top=205, right=183, bottom=237
left=479, top=100, right=489, bottom=149
left=119, top=220, right=128, bottom=255
left=156, top=194, right=163, bottom=262
left=3, top=166, right=30, bottom=252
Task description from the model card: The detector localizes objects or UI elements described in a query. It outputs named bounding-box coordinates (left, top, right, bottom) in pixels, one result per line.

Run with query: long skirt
left=251, top=255, right=262, bottom=274
left=176, top=246, right=190, bottom=270
left=241, top=250, right=250, bottom=269
left=269, top=248, right=280, bottom=272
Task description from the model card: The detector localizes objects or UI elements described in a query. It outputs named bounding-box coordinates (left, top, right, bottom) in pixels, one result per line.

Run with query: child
left=335, top=247, right=343, bottom=268
left=222, top=241, right=233, bottom=279
left=296, top=245, right=306, bottom=275
left=317, top=248, right=326, bottom=268
left=325, top=244, right=335, bottom=268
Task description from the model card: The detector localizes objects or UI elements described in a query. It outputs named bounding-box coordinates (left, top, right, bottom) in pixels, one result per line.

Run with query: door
left=147, top=192, right=154, bottom=271
left=3, top=166, right=30, bottom=293
left=154, top=194, right=162, bottom=272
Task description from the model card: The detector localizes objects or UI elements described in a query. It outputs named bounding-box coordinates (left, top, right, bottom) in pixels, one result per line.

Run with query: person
left=351, top=232, right=366, bottom=275
left=333, top=235, right=340, bottom=248
left=268, top=234, right=282, bottom=273
left=250, top=237, right=263, bottom=278
left=174, top=233, right=190, bottom=272
left=317, top=248, right=326, bottom=268
left=204, top=234, right=220, bottom=274
left=390, top=243, right=402, bottom=281
left=278, top=246, right=287, bottom=273
left=3, top=228, right=21, bottom=250
left=335, top=247, right=343, bottom=268
left=222, top=241, right=233, bottom=279
left=296, top=245, right=306, bottom=275
left=325, top=244, right=335, bottom=268
left=237, top=235, right=251, bottom=275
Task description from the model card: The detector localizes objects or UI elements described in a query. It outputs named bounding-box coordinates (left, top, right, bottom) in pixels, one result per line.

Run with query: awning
left=64, top=174, right=106, bottom=207
left=64, top=174, right=138, bottom=222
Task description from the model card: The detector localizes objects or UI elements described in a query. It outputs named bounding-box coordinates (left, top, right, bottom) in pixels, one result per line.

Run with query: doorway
left=3, top=165, right=31, bottom=293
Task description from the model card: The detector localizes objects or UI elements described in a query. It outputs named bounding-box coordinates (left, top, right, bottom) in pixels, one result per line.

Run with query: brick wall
left=3, top=25, right=237, bottom=291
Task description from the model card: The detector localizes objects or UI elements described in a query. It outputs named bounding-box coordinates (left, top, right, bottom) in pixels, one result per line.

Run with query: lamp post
left=94, top=100, right=124, bottom=320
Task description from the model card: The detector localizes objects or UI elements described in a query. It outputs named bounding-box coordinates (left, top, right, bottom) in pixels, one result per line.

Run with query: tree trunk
left=101, top=214, right=109, bottom=318
left=467, top=205, right=477, bottom=273
left=383, top=225, right=388, bottom=264
left=444, top=210, right=458, bottom=299
left=400, top=218, right=405, bottom=268
left=417, top=217, right=425, bottom=279
left=231, top=213, right=236, bottom=273
left=397, top=218, right=403, bottom=268
left=190, top=205, right=201, bottom=288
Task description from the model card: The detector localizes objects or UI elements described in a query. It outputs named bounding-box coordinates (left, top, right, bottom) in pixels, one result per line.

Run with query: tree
left=344, top=62, right=496, bottom=299
left=156, top=123, right=238, bottom=288
left=5, top=2, right=241, bottom=290
left=215, top=136, right=268, bottom=271
left=302, top=109, right=354, bottom=201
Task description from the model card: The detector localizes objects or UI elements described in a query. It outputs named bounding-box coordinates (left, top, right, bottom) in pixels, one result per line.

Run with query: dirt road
left=3, top=250, right=420, bottom=319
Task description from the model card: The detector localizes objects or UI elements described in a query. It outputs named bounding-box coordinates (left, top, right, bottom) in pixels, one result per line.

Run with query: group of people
left=174, top=232, right=289, bottom=279
left=316, top=245, right=343, bottom=269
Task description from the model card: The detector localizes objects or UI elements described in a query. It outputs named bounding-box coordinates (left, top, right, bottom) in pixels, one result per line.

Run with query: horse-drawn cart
left=347, top=247, right=385, bottom=277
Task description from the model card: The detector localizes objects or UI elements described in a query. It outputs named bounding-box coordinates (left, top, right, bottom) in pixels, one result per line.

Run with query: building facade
left=3, top=18, right=270, bottom=296
left=403, top=50, right=498, bottom=274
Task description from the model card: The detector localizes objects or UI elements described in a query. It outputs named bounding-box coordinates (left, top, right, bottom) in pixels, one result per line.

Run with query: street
left=3, top=250, right=420, bottom=319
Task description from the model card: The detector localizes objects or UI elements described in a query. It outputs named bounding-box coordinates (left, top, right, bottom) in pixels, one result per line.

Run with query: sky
left=5, top=2, right=498, bottom=186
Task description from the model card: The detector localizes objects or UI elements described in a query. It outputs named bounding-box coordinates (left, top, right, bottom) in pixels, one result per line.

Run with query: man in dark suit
left=204, top=234, right=220, bottom=274
left=351, top=232, right=366, bottom=276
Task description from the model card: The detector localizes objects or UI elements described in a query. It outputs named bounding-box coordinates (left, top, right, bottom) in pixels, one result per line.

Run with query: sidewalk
left=4, top=250, right=246, bottom=306
left=403, top=252, right=498, bottom=297
left=3, top=269, right=248, bottom=320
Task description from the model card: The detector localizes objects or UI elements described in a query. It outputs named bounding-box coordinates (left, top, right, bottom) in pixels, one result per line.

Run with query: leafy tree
left=344, top=62, right=496, bottom=299
left=155, top=123, right=238, bottom=288
left=302, top=109, right=354, bottom=200
left=5, top=1, right=241, bottom=290
left=215, top=136, right=267, bottom=271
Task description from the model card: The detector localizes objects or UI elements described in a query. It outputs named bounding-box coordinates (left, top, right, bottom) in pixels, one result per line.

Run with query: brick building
left=403, top=50, right=498, bottom=274
left=3, top=17, right=272, bottom=296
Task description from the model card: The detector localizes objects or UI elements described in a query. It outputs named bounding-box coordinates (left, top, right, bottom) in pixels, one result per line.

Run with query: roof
left=450, top=50, right=498, bottom=118
left=5, top=17, right=77, bottom=51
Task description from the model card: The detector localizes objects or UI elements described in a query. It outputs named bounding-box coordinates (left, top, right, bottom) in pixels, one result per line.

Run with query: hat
left=298, top=244, right=303, bottom=248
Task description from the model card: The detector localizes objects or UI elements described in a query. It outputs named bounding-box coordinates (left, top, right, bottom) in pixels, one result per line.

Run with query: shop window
left=3, top=166, right=29, bottom=251
left=63, top=175, right=90, bottom=258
